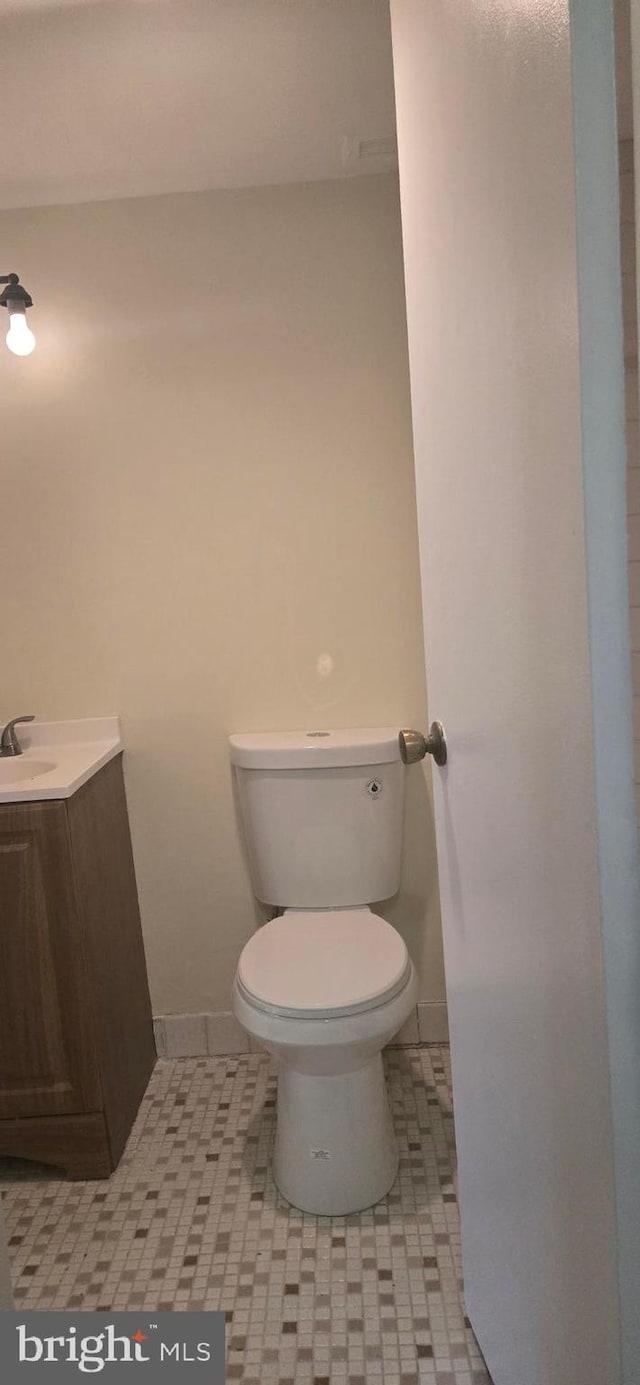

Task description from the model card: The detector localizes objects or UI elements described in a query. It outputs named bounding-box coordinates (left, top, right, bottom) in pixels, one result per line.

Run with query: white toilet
left=230, top=727, right=418, bottom=1216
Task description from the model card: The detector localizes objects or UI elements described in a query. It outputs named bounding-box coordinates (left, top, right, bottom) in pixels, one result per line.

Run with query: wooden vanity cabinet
left=0, top=754, right=155, bottom=1178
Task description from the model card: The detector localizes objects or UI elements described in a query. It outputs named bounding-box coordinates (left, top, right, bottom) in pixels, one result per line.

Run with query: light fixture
left=0, top=273, right=35, bottom=355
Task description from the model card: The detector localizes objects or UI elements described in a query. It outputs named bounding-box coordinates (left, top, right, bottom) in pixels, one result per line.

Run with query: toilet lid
left=236, top=909, right=411, bottom=1018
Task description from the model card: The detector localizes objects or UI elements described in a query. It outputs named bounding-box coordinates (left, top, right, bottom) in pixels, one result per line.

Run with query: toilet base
left=272, top=1054, right=399, bottom=1215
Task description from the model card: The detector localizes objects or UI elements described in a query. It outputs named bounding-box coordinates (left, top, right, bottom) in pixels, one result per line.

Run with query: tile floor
left=1, top=1045, right=491, bottom=1384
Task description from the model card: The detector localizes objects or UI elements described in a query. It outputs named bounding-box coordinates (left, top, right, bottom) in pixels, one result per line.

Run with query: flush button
left=367, top=779, right=383, bottom=797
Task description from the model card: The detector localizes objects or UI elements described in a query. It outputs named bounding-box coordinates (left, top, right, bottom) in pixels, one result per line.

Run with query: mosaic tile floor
left=2, top=1046, right=491, bottom=1384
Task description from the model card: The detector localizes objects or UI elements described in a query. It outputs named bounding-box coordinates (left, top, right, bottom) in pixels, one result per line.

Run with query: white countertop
left=0, top=717, right=122, bottom=803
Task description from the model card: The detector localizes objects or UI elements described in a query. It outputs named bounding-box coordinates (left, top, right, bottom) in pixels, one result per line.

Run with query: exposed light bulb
left=6, top=308, right=35, bottom=356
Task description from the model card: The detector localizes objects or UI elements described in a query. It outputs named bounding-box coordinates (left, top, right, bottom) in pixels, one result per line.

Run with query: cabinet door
left=0, top=801, right=101, bottom=1119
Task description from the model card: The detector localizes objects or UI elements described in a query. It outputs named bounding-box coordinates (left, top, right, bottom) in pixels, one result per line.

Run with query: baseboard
left=416, top=1001, right=450, bottom=1043
left=154, top=1002, right=449, bottom=1057
left=153, top=1013, right=250, bottom=1058
left=387, top=1002, right=449, bottom=1046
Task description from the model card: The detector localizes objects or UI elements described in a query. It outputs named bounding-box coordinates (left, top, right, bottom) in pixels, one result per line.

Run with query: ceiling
left=2, top=0, right=633, bottom=214
left=0, top=0, right=397, bottom=210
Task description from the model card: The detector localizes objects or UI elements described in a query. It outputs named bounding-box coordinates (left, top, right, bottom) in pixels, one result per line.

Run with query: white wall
left=620, top=138, right=640, bottom=818
left=615, top=0, right=640, bottom=827
left=0, top=174, right=444, bottom=1022
left=572, top=0, right=640, bottom=1374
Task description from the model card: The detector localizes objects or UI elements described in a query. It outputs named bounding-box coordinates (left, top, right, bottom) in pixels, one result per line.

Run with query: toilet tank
left=229, top=728, right=405, bottom=908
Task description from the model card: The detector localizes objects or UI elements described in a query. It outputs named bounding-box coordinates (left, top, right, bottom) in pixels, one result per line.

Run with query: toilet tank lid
left=229, top=727, right=402, bottom=769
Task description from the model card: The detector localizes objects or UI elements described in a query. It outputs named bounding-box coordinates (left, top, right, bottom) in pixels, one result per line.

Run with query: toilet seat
left=236, top=908, right=411, bottom=1019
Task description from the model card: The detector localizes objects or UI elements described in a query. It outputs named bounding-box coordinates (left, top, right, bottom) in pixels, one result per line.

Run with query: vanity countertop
left=0, top=717, right=122, bottom=804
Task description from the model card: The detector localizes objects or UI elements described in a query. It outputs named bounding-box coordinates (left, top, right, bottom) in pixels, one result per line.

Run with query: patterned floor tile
left=2, top=1046, right=491, bottom=1383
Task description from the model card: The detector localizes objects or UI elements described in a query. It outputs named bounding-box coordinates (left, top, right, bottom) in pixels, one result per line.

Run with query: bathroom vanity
left=0, top=720, right=155, bottom=1179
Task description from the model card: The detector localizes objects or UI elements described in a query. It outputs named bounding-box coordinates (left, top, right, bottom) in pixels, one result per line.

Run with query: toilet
left=230, top=727, right=418, bottom=1215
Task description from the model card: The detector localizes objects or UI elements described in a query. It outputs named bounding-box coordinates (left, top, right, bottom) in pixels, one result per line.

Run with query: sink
left=0, top=759, right=55, bottom=786
left=0, top=719, right=121, bottom=803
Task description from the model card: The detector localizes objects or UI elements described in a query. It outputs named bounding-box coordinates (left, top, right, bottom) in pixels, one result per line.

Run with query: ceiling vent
left=341, top=134, right=398, bottom=171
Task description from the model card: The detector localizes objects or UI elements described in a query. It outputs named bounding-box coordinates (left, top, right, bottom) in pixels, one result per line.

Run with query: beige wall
left=0, top=173, right=444, bottom=1015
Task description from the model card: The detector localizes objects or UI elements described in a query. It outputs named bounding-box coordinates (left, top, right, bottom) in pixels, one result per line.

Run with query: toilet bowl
left=232, top=907, right=418, bottom=1214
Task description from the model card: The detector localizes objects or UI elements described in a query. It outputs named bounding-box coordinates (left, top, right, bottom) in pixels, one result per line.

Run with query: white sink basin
left=0, top=758, right=56, bottom=785
left=0, top=719, right=121, bottom=803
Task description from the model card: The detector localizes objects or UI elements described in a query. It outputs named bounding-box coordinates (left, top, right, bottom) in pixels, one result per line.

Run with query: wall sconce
left=0, top=273, right=35, bottom=356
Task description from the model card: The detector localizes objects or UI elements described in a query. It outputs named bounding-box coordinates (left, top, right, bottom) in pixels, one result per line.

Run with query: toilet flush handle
left=399, top=724, right=447, bottom=767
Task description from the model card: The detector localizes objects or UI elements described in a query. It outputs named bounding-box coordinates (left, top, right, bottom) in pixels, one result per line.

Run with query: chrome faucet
left=0, top=715, right=35, bottom=757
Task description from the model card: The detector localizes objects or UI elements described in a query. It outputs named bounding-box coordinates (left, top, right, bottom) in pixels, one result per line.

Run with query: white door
left=390, top=2, right=640, bottom=1383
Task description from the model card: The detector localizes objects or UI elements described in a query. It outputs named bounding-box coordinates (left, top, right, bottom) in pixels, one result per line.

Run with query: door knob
left=399, top=723, right=447, bottom=767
